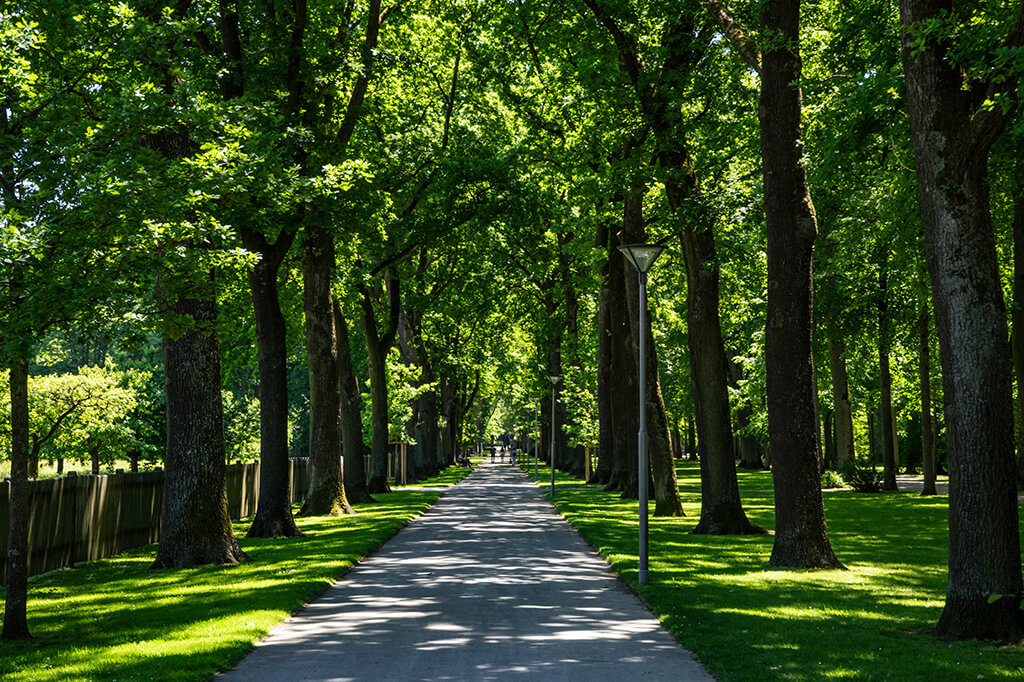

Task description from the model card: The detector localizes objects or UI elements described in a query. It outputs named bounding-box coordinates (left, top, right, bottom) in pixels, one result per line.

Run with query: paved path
left=219, top=461, right=713, bottom=681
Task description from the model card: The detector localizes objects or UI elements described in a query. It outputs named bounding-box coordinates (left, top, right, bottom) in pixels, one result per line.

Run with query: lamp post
left=547, top=375, right=559, bottom=497
left=618, top=242, right=666, bottom=587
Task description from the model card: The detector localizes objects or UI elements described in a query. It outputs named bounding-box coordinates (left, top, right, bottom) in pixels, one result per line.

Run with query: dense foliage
left=3, top=0, right=1024, bottom=645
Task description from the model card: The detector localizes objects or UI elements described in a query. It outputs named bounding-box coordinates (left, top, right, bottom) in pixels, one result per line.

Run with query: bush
left=843, top=458, right=883, bottom=492
left=820, top=469, right=846, bottom=489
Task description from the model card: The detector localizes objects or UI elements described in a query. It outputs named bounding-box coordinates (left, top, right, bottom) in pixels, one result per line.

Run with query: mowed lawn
left=4, top=460, right=1024, bottom=680
left=541, top=461, right=1024, bottom=681
left=0, top=466, right=470, bottom=681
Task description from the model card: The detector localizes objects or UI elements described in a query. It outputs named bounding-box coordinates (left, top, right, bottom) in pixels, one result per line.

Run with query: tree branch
left=967, top=0, right=1024, bottom=154
left=695, top=0, right=761, bottom=75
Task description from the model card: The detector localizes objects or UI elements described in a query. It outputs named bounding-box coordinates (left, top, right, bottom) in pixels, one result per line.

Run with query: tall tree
left=335, top=299, right=374, bottom=503
left=154, top=282, right=246, bottom=567
left=359, top=273, right=401, bottom=494
left=758, top=0, right=842, bottom=568
left=919, top=305, right=937, bottom=496
left=697, top=0, right=841, bottom=564
left=900, top=0, right=1024, bottom=640
left=877, top=261, right=898, bottom=490
left=300, top=225, right=351, bottom=516
left=2, top=361, right=30, bottom=639
left=580, top=1, right=753, bottom=528
left=241, top=226, right=303, bottom=538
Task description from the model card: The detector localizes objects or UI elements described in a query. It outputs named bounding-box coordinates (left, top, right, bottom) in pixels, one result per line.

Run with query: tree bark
left=681, top=219, right=758, bottom=529
left=729, top=360, right=764, bottom=469
left=823, top=409, right=835, bottom=471
left=761, top=0, right=842, bottom=568
left=1013, top=193, right=1024, bottom=487
left=900, top=0, right=1024, bottom=640
left=360, top=274, right=400, bottom=494
left=878, top=266, right=898, bottom=490
left=335, top=301, right=374, bottom=504
left=439, top=375, right=459, bottom=468
left=559, top=242, right=586, bottom=479
left=620, top=194, right=684, bottom=517
left=2, top=360, right=31, bottom=639
left=920, top=307, right=937, bottom=495
left=242, top=227, right=303, bottom=538
left=154, top=286, right=246, bottom=568
left=397, top=310, right=426, bottom=483
left=300, top=226, right=351, bottom=516
left=607, top=241, right=638, bottom=495
left=826, top=317, right=855, bottom=469
left=595, top=236, right=614, bottom=485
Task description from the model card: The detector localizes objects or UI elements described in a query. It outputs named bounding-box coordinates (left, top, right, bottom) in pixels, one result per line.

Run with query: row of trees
left=3, top=0, right=1023, bottom=645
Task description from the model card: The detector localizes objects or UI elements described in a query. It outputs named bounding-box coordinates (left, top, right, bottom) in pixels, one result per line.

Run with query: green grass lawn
left=0, top=466, right=470, bottom=681
left=529, top=460, right=1024, bottom=681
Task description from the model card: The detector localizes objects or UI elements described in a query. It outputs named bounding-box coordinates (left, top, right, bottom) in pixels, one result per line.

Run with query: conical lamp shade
left=618, top=243, right=667, bottom=274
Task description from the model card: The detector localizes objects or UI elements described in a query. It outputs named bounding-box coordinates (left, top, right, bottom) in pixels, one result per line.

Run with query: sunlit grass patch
left=0, top=466, right=470, bottom=681
left=540, top=460, right=1024, bottom=681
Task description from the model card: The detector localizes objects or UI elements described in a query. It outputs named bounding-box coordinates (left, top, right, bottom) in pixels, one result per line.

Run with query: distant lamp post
left=547, top=375, right=560, bottom=497
left=618, top=242, right=666, bottom=587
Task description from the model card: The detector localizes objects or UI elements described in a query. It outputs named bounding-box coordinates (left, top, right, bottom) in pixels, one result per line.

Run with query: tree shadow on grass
left=0, top=491, right=443, bottom=681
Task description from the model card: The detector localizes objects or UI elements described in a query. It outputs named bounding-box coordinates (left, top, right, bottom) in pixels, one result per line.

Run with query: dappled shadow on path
left=220, top=463, right=710, bottom=681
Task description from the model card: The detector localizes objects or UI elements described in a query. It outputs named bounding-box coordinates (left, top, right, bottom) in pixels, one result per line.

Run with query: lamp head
left=618, top=243, right=667, bottom=274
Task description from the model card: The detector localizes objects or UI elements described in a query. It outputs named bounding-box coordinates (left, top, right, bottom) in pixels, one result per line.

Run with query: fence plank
left=1, top=458, right=308, bottom=581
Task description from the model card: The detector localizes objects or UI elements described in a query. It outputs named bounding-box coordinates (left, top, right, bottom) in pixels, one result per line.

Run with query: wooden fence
left=0, top=459, right=308, bottom=582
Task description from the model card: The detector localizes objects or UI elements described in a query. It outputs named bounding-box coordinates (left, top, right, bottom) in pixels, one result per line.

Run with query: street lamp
left=618, top=242, right=666, bottom=587
left=547, top=375, right=559, bottom=498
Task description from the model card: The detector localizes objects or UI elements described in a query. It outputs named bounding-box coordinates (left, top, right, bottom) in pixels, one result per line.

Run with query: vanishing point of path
left=219, top=460, right=713, bottom=681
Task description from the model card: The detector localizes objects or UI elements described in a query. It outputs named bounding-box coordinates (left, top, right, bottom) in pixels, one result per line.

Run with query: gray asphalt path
left=218, top=460, right=713, bottom=681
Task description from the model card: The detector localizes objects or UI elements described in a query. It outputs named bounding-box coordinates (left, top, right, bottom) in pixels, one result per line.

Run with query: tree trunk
left=397, top=310, right=426, bottom=483
left=89, top=438, right=100, bottom=475
left=595, top=239, right=614, bottom=485
left=299, top=226, right=351, bottom=516
left=826, top=320, right=855, bottom=469
left=559, top=245, right=587, bottom=479
left=335, top=301, right=374, bottom=504
left=680, top=221, right=757, bottom=529
left=363, top=328, right=391, bottom=494
left=920, top=307, right=938, bottom=495
left=619, top=193, right=683, bottom=515
left=154, top=286, right=246, bottom=568
left=1012, top=193, right=1024, bottom=487
left=760, top=0, right=842, bottom=569
left=687, top=417, right=697, bottom=461
left=868, top=407, right=877, bottom=463
left=607, top=241, right=638, bottom=495
left=879, top=271, right=898, bottom=490
left=729, top=360, right=764, bottom=469
left=417, top=386, right=441, bottom=478
left=27, top=437, right=39, bottom=480
left=823, top=409, right=835, bottom=471
left=439, top=376, right=458, bottom=468
left=359, top=275, right=399, bottom=494
left=243, top=228, right=302, bottom=538
left=900, top=0, right=1024, bottom=640
left=2, top=360, right=31, bottom=639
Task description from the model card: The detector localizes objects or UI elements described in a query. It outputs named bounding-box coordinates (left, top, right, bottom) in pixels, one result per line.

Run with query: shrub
left=843, top=458, right=883, bottom=492
left=820, top=469, right=846, bottom=489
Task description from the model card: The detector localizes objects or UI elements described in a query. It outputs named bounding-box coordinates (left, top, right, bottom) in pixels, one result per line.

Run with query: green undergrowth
left=0, top=465, right=470, bottom=681
left=533, top=460, right=1024, bottom=681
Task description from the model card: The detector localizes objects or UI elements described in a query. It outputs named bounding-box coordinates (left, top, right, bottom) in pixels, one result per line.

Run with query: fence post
left=66, top=471, right=78, bottom=569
